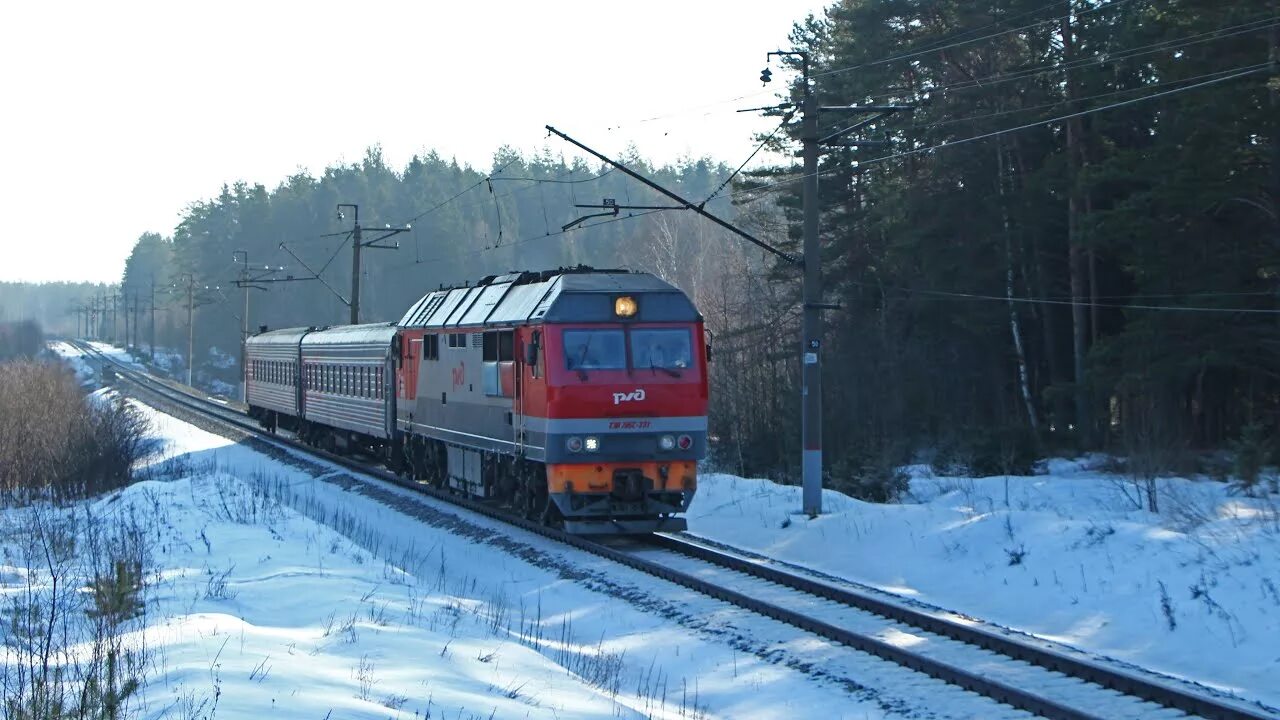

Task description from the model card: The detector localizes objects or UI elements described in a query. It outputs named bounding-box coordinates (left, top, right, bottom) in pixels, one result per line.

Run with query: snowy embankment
left=4, top=409, right=864, bottom=719
left=688, top=462, right=1280, bottom=709
left=17, top=343, right=911, bottom=720
left=37, top=341, right=1277, bottom=714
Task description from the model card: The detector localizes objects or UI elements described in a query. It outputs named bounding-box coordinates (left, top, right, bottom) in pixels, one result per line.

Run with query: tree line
left=94, top=0, right=1278, bottom=491
left=730, top=0, right=1278, bottom=488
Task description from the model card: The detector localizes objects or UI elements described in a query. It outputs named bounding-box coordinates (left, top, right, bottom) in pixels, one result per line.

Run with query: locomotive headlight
left=614, top=296, right=638, bottom=318
left=567, top=436, right=584, bottom=453
left=659, top=434, right=676, bottom=451
left=677, top=434, right=693, bottom=450
left=584, top=436, right=600, bottom=452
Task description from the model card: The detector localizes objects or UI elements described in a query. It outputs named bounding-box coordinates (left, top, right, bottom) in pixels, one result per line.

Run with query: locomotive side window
left=528, top=330, right=542, bottom=379
left=498, top=330, right=513, bottom=362
left=425, top=334, right=439, bottom=360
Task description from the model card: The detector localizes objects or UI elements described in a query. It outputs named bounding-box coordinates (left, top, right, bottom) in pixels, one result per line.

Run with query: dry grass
left=0, top=361, right=150, bottom=505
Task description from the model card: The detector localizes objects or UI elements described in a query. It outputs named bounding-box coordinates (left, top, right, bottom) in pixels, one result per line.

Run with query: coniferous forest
left=45, top=0, right=1280, bottom=494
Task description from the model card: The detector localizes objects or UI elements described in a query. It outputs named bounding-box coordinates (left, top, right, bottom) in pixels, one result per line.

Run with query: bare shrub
left=0, top=321, right=43, bottom=362
left=0, top=361, right=150, bottom=504
left=1, top=503, right=153, bottom=719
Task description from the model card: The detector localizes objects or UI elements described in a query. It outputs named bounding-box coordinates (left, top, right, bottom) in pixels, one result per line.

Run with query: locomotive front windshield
left=563, top=329, right=627, bottom=370
left=631, top=328, right=692, bottom=370
left=562, top=327, right=694, bottom=372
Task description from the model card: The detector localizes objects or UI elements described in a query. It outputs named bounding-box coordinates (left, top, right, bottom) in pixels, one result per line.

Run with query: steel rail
left=645, top=534, right=1275, bottom=720
left=74, top=342, right=1275, bottom=720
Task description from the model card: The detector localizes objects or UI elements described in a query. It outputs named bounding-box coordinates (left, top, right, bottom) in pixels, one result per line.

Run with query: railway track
left=73, top=341, right=1277, bottom=720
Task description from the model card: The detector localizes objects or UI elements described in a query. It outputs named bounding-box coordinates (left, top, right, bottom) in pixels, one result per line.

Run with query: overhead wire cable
left=813, top=0, right=1143, bottom=79
left=702, top=109, right=796, bottom=207
left=604, top=0, right=1121, bottom=132
left=850, top=280, right=1280, bottom=314
left=863, top=15, right=1280, bottom=105
left=898, top=61, right=1274, bottom=133
left=726, top=64, right=1271, bottom=200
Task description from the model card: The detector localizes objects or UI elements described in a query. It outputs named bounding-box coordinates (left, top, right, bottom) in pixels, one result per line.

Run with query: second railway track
left=74, top=341, right=1277, bottom=720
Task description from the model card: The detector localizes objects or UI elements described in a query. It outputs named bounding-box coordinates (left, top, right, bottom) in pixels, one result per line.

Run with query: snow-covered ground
left=688, top=463, right=1280, bottom=710
left=22, top=345, right=968, bottom=719
left=36, top=341, right=1279, bottom=716
left=3, top=408, right=881, bottom=718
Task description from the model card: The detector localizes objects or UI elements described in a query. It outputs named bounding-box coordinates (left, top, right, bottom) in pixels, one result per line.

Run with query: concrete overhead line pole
left=181, top=274, right=194, bottom=385
left=123, top=290, right=130, bottom=350
left=759, top=50, right=912, bottom=515
left=548, top=54, right=912, bottom=517
left=230, top=255, right=286, bottom=399
left=174, top=273, right=221, bottom=387
left=149, top=275, right=157, bottom=361
left=132, top=289, right=140, bottom=350
left=336, top=204, right=410, bottom=325
left=234, top=250, right=250, bottom=402
left=543, top=124, right=818, bottom=503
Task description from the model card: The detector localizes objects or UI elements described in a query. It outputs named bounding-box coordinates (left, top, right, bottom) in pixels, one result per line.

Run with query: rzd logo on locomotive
left=612, top=388, right=646, bottom=405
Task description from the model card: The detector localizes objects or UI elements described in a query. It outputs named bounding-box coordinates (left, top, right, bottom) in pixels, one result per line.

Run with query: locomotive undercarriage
left=250, top=408, right=687, bottom=534
left=394, top=433, right=690, bottom=534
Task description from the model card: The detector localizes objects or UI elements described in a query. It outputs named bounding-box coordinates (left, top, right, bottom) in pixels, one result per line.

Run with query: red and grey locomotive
left=245, top=267, right=708, bottom=534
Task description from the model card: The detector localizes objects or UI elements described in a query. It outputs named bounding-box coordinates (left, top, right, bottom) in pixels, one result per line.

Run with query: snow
left=35, top=341, right=1279, bottom=716
left=8, top=352, right=934, bottom=719
left=687, top=463, right=1280, bottom=710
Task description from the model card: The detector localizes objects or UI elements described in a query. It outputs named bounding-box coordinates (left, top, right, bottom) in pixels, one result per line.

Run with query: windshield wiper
left=573, top=336, right=591, bottom=380
left=649, top=358, right=680, bottom=378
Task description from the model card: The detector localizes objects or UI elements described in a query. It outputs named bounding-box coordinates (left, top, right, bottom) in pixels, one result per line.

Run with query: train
left=244, top=267, right=709, bottom=534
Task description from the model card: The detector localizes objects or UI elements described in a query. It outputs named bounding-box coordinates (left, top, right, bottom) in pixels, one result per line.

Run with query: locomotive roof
left=397, top=268, right=700, bottom=329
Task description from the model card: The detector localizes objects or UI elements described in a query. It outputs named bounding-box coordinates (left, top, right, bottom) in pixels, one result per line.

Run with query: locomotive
left=244, top=267, right=708, bottom=534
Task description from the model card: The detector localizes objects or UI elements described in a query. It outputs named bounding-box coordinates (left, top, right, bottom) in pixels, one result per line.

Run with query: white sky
left=1, top=0, right=828, bottom=284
